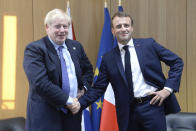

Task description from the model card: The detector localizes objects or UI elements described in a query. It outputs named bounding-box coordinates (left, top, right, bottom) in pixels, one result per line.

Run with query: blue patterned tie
left=58, top=46, right=70, bottom=113
left=123, top=46, right=134, bottom=101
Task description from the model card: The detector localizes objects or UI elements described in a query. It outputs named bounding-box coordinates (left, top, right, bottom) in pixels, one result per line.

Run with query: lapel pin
left=73, top=47, right=76, bottom=50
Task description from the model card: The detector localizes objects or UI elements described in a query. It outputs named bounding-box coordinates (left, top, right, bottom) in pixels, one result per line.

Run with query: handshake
left=66, top=88, right=85, bottom=114
left=67, top=98, right=81, bottom=114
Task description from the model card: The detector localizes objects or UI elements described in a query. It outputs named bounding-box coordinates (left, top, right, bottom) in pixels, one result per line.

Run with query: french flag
left=99, top=4, right=124, bottom=131
left=100, top=83, right=119, bottom=131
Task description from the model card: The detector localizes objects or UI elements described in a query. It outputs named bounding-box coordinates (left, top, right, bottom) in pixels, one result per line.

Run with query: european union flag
left=91, top=7, right=114, bottom=131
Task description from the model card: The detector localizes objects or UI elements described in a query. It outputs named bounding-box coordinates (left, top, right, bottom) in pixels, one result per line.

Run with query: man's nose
left=59, top=26, right=66, bottom=31
left=121, top=26, right=127, bottom=31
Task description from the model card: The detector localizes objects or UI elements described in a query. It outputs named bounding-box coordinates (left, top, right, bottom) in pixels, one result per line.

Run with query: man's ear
left=130, top=26, right=134, bottom=33
left=112, top=27, right=115, bottom=35
left=45, top=24, right=49, bottom=29
left=45, top=24, right=50, bottom=32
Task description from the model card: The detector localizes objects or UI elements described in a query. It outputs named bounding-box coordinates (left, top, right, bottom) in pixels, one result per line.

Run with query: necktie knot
left=58, top=46, right=64, bottom=52
left=123, top=45, right=129, bottom=52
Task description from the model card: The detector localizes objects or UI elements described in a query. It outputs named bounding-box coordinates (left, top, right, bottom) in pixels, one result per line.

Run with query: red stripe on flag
left=100, top=100, right=118, bottom=131
left=72, top=23, right=76, bottom=40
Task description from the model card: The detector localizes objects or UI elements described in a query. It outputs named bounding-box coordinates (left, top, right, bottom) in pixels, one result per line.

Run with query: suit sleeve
left=79, top=56, right=109, bottom=109
left=152, top=39, right=184, bottom=92
left=23, top=43, right=68, bottom=108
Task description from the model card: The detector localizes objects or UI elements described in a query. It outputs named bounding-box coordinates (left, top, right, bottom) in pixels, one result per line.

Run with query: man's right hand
left=66, top=98, right=81, bottom=114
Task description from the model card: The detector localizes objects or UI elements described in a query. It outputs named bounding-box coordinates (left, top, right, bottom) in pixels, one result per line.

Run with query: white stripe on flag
left=104, top=83, right=115, bottom=105
left=66, top=7, right=73, bottom=40
left=81, top=111, right=85, bottom=131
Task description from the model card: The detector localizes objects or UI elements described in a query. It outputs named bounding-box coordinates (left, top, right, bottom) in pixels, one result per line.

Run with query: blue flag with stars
left=91, top=7, right=114, bottom=131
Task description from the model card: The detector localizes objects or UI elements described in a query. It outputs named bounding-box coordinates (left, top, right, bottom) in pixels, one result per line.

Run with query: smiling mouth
left=121, top=34, right=128, bottom=36
left=58, top=35, right=65, bottom=37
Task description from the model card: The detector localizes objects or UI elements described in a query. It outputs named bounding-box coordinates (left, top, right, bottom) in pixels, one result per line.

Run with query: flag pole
left=67, top=0, right=70, bottom=8
left=104, top=0, right=107, bottom=8
left=118, top=0, right=121, bottom=6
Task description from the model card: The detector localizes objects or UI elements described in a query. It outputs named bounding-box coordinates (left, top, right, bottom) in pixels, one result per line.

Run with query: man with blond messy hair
left=23, top=8, right=93, bottom=131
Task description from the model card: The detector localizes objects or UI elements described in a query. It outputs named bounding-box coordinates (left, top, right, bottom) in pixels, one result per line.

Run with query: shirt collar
left=118, top=38, right=134, bottom=51
left=48, top=36, right=67, bottom=50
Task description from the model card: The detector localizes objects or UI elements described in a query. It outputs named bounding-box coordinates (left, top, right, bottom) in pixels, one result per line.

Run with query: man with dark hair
left=72, top=11, right=184, bottom=131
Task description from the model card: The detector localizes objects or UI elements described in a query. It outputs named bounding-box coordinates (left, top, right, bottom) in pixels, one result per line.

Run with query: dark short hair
left=111, top=11, right=134, bottom=27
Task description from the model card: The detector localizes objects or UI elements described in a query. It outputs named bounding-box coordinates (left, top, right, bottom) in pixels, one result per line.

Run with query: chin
left=55, top=40, right=64, bottom=45
left=120, top=38, right=129, bottom=42
left=58, top=39, right=65, bottom=43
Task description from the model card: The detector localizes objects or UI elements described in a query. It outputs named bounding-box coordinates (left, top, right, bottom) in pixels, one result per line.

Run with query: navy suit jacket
left=79, top=38, right=184, bottom=131
left=23, top=36, right=93, bottom=131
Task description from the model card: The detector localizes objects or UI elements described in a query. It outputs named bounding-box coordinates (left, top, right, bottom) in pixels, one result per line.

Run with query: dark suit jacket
left=79, top=38, right=184, bottom=131
left=23, top=36, right=93, bottom=131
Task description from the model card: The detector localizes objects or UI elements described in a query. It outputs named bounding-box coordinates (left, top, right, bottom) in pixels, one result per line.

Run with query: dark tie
left=123, top=45, right=134, bottom=99
left=58, top=46, right=70, bottom=113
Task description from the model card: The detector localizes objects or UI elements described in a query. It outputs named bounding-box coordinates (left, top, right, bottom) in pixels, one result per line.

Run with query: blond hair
left=44, top=8, right=71, bottom=26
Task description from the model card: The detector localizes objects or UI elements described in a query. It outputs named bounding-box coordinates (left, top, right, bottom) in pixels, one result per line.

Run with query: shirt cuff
left=66, top=96, right=73, bottom=105
left=164, top=87, right=173, bottom=93
left=83, top=86, right=87, bottom=91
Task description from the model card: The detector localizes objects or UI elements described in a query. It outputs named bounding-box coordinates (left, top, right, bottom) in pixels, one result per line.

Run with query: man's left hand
left=149, top=89, right=171, bottom=106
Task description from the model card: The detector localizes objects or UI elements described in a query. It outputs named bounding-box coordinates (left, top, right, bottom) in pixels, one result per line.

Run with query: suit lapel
left=133, top=39, right=145, bottom=74
left=44, top=36, right=62, bottom=79
left=114, top=47, right=128, bottom=87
